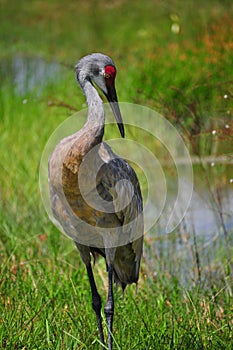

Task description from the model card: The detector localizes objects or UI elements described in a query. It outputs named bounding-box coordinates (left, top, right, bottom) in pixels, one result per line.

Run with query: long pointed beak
left=105, top=86, right=125, bottom=138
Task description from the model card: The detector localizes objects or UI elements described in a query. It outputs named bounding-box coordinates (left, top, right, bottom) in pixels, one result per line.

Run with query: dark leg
left=104, top=264, right=114, bottom=350
left=86, top=263, right=105, bottom=348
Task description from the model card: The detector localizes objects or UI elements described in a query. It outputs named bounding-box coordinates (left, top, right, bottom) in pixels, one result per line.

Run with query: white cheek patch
left=100, top=68, right=105, bottom=76
left=94, top=73, right=107, bottom=94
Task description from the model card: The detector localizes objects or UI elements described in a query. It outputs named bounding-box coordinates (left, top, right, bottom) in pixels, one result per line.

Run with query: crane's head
left=76, top=53, right=124, bottom=138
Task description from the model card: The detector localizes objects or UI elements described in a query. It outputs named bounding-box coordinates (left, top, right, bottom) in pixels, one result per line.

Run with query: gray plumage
left=48, top=53, right=143, bottom=350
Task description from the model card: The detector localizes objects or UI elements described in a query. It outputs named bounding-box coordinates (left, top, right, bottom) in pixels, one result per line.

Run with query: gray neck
left=82, top=80, right=105, bottom=142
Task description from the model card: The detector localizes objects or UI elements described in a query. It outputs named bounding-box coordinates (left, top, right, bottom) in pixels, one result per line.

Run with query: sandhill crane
left=48, top=53, right=144, bottom=350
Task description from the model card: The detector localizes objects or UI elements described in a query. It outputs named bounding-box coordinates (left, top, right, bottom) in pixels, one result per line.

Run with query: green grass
left=0, top=0, right=233, bottom=349
left=1, top=232, right=232, bottom=349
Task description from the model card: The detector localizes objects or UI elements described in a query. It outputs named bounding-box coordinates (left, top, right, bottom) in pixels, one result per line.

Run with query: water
left=0, top=55, right=60, bottom=96
left=146, top=165, right=233, bottom=287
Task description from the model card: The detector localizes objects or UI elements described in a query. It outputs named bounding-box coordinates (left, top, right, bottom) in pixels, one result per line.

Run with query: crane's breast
left=48, top=139, right=143, bottom=247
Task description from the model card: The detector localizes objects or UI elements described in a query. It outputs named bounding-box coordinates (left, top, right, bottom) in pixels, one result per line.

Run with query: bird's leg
left=104, top=263, right=114, bottom=350
left=86, top=263, right=105, bottom=348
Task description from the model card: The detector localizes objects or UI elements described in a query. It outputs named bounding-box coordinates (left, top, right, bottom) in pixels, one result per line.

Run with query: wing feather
left=96, top=155, right=144, bottom=285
